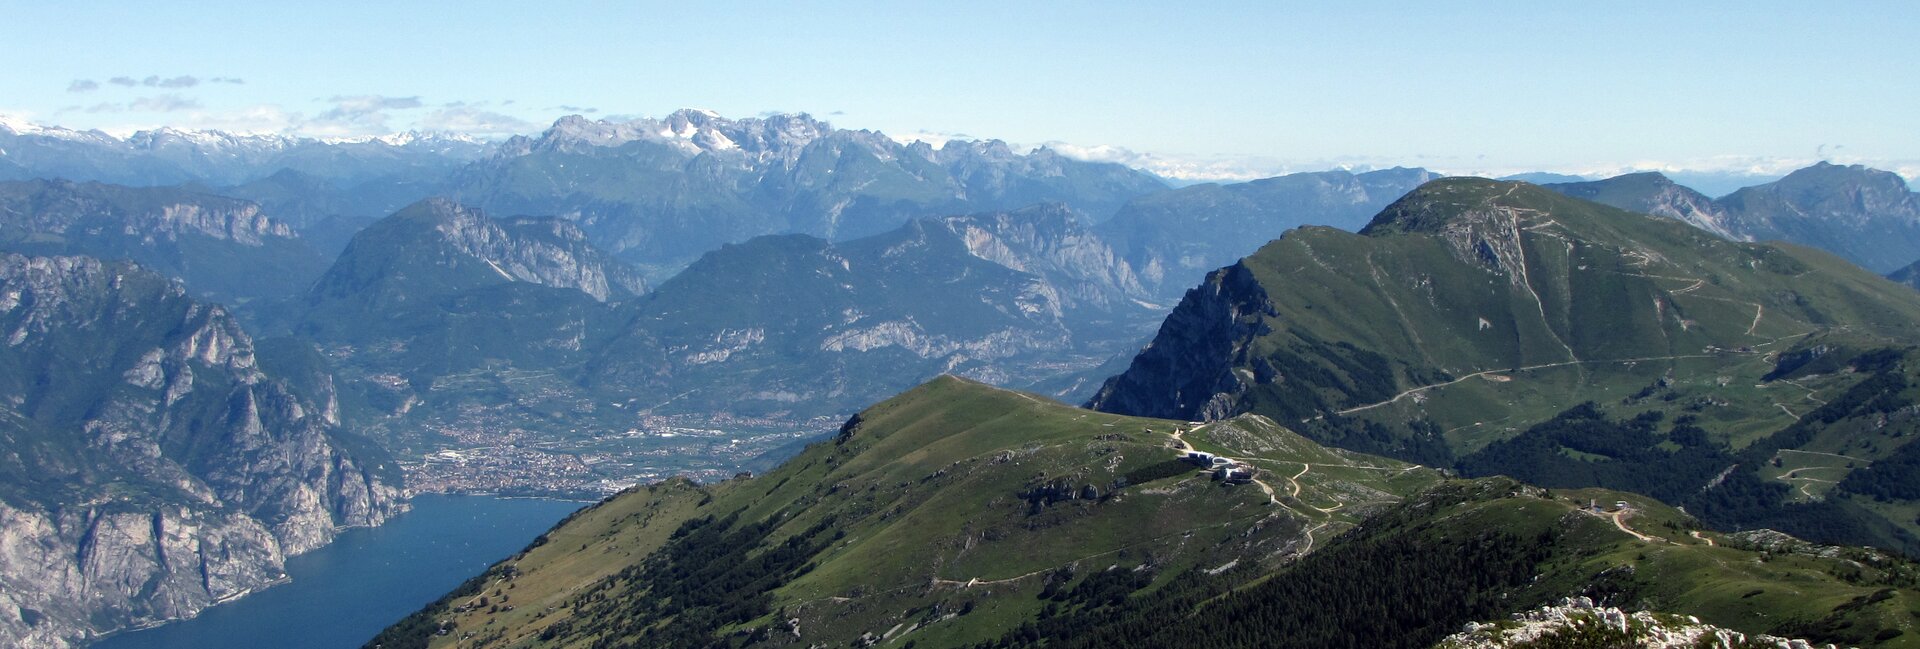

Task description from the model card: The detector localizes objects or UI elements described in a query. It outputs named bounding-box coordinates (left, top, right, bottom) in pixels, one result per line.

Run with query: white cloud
left=304, top=95, right=425, bottom=136
left=144, top=75, right=199, bottom=89
left=886, top=130, right=975, bottom=148
left=178, top=104, right=303, bottom=135
left=1041, top=141, right=1308, bottom=182
left=415, top=106, right=536, bottom=135
left=129, top=94, right=202, bottom=113
left=66, top=79, right=98, bottom=93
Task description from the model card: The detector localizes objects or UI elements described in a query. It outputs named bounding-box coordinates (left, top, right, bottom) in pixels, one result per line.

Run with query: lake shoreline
left=91, top=495, right=583, bottom=649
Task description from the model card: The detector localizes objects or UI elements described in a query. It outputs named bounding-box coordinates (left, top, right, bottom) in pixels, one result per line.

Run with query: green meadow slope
left=369, top=378, right=1920, bottom=649
left=1090, top=178, right=1920, bottom=553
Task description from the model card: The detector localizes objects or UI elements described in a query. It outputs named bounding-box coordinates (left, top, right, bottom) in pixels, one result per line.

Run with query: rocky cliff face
left=0, top=179, right=328, bottom=302
left=417, top=199, right=648, bottom=301
left=0, top=253, right=405, bottom=649
left=1718, top=162, right=1920, bottom=273
left=1084, top=261, right=1275, bottom=420
left=309, top=198, right=645, bottom=306
left=936, top=204, right=1153, bottom=314
left=0, top=179, right=294, bottom=244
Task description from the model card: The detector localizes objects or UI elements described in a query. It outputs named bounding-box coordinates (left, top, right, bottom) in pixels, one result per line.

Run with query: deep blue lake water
left=93, top=494, right=585, bottom=649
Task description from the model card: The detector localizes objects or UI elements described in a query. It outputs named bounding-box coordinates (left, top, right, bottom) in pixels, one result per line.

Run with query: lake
left=93, top=494, right=586, bottom=649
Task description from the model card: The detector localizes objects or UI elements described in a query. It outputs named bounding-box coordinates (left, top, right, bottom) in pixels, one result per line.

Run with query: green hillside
left=367, top=378, right=1920, bottom=649
left=1089, top=177, right=1920, bottom=553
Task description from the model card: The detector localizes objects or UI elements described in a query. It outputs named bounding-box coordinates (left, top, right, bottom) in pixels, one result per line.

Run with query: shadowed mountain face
left=0, top=253, right=404, bottom=649
left=1096, top=167, right=1440, bottom=298
left=450, top=111, right=1168, bottom=278
left=1091, top=177, right=1920, bottom=554
left=1891, top=258, right=1920, bottom=291
left=1549, top=162, right=1920, bottom=273
left=0, top=179, right=331, bottom=304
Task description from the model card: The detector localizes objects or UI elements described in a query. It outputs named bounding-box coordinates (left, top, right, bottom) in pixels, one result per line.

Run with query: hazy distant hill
left=1550, top=162, right=1920, bottom=273
left=292, top=200, right=1160, bottom=486
left=1096, top=167, right=1439, bottom=298
left=589, top=203, right=1159, bottom=417
left=0, top=119, right=487, bottom=188
left=0, top=179, right=330, bottom=303
left=1891, top=258, right=1920, bottom=291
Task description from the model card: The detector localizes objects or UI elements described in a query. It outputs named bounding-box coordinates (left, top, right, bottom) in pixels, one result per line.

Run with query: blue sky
left=3, top=1, right=1915, bottom=181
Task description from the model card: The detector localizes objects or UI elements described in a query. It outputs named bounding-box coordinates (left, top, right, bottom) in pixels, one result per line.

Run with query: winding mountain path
left=1326, top=352, right=1724, bottom=419
left=1610, top=509, right=1657, bottom=543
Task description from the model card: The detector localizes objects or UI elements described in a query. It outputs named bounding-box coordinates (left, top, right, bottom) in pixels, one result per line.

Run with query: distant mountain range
left=0, top=118, right=488, bottom=188
left=1549, top=162, right=1920, bottom=273
left=450, top=110, right=1169, bottom=277
left=10, top=111, right=1918, bottom=281
left=0, top=253, right=403, bottom=649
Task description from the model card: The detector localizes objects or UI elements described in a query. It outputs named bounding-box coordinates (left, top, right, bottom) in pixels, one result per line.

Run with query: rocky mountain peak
left=0, top=178, right=296, bottom=245
left=1765, top=160, right=1917, bottom=213
left=323, top=198, right=645, bottom=303
left=522, top=110, right=832, bottom=162
left=1359, top=177, right=1534, bottom=236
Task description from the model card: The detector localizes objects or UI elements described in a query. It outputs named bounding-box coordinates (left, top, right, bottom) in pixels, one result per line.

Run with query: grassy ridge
left=373, top=377, right=1920, bottom=649
left=1094, top=178, right=1920, bottom=554
left=372, top=377, right=1434, bottom=648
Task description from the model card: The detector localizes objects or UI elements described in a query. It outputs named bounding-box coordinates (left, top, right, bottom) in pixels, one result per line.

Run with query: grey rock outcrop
left=0, top=179, right=329, bottom=302
left=1084, top=261, right=1275, bottom=420
left=0, top=253, right=405, bottom=649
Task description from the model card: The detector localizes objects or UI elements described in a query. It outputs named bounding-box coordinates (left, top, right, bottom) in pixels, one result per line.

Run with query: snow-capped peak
left=318, top=130, right=488, bottom=147
left=524, top=110, right=830, bottom=161
left=0, top=113, right=44, bottom=135
left=0, top=115, right=122, bottom=144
